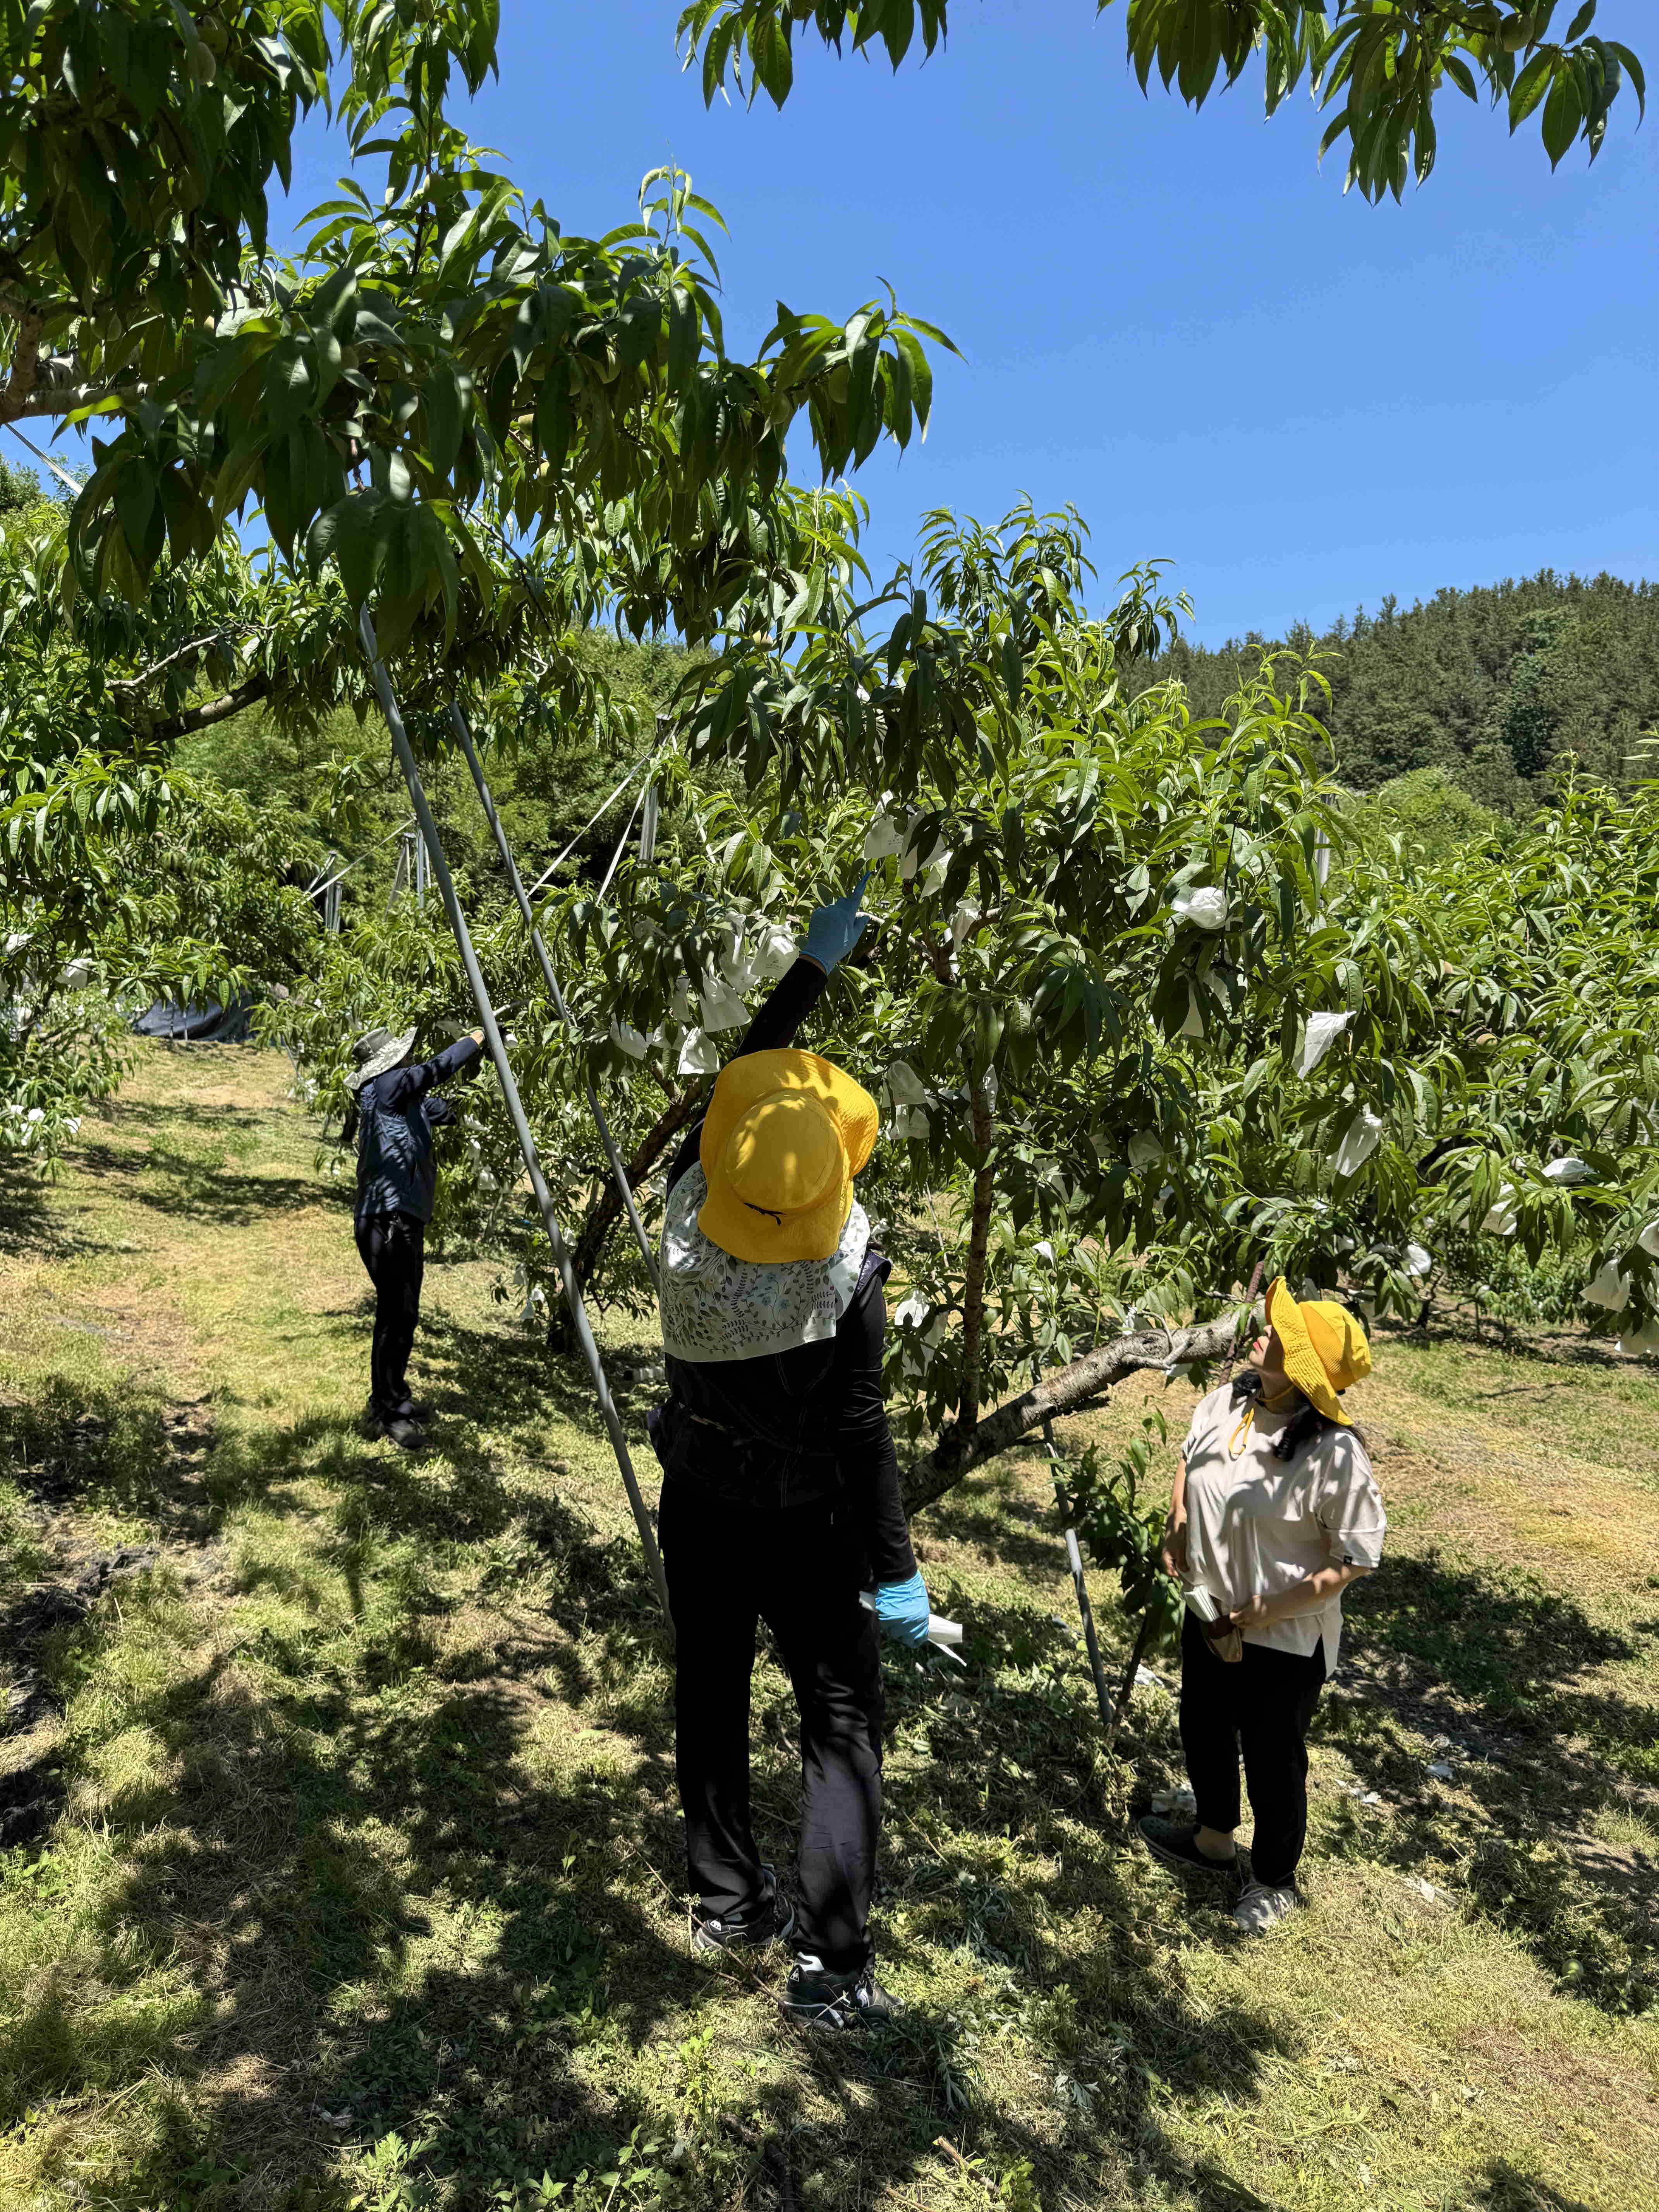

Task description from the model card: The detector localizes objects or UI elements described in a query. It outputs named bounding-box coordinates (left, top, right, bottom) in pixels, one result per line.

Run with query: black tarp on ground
left=133, top=996, right=254, bottom=1044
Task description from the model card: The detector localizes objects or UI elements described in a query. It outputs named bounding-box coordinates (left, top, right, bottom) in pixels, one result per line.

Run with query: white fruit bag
left=1172, top=886, right=1229, bottom=931
left=1297, top=1010, right=1352, bottom=1079
left=864, top=803, right=905, bottom=862
left=699, top=972, right=750, bottom=1033
left=1584, top=1260, right=1631, bottom=1312
left=677, top=1027, right=720, bottom=1076
left=1331, top=1107, right=1384, bottom=1178
left=885, top=1058, right=928, bottom=1106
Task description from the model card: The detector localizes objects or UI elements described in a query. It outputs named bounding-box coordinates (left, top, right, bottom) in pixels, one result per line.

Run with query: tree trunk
left=953, top=1072, right=997, bottom=1439
left=900, top=1305, right=1257, bottom=1516
left=548, top=1079, right=707, bottom=1351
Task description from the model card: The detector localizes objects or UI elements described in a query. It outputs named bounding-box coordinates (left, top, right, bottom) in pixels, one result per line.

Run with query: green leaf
left=1509, top=49, right=1554, bottom=129
left=113, top=462, right=158, bottom=572
left=423, top=363, right=469, bottom=484
left=667, top=283, right=698, bottom=394
left=1541, top=65, right=1586, bottom=166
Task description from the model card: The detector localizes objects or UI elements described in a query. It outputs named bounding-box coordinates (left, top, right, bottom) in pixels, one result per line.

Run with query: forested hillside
left=1145, top=572, right=1659, bottom=809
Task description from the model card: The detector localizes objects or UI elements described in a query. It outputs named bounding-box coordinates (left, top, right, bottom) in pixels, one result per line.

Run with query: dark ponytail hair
left=1230, top=1369, right=1367, bottom=1459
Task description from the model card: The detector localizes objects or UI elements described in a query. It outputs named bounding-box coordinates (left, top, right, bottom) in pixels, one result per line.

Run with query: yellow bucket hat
left=697, top=1048, right=879, bottom=1265
left=1265, top=1278, right=1372, bottom=1424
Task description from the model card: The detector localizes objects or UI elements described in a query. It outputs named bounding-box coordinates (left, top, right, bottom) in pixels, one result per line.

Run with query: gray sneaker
left=1233, top=1880, right=1299, bottom=1936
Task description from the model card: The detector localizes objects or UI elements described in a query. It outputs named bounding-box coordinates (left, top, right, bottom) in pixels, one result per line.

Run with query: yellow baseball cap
left=1266, top=1278, right=1372, bottom=1424
left=697, top=1048, right=879, bottom=1264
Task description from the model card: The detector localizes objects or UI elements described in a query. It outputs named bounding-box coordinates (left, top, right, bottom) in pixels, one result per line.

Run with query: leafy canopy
left=0, top=5, right=953, bottom=659
left=678, top=2, right=1646, bottom=199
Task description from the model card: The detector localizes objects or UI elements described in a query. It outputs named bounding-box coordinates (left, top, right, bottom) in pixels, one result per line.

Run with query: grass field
left=0, top=1045, right=1655, bottom=2212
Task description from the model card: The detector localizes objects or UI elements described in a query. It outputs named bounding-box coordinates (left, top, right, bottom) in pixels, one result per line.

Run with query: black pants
left=659, top=1479, right=884, bottom=1973
left=1179, top=1616, right=1327, bottom=1891
left=354, top=1209, right=424, bottom=1418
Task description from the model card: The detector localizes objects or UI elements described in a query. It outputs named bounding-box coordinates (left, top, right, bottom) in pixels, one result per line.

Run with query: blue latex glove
left=801, top=870, right=872, bottom=974
left=873, top=1570, right=931, bottom=1647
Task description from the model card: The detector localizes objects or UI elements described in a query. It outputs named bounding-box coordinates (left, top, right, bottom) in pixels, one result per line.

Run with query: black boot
left=780, top=1952, right=902, bottom=2032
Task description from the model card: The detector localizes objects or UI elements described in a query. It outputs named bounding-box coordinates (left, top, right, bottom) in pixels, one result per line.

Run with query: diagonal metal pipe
left=358, top=608, right=670, bottom=1629
left=447, top=701, right=659, bottom=1291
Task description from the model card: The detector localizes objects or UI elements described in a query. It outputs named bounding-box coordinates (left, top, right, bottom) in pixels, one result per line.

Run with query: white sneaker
left=1233, top=1880, right=1299, bottom=1936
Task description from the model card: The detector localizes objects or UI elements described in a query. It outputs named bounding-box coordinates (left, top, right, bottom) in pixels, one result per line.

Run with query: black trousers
left=658, top=1479, right=884, bottom=1973
left=354, top=1209, right=424, bottom=1417
left=1179, top=1615, right=1327, bottom=1891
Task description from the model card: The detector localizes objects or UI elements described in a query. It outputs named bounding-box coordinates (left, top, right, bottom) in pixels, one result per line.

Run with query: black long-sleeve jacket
left=354, top=1036, right=483, bottom=1224
left=653, top=959, right=916, bottom=1585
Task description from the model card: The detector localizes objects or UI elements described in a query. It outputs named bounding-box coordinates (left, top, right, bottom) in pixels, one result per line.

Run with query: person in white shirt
left=1135, top=1279, right=1386, bottom=1935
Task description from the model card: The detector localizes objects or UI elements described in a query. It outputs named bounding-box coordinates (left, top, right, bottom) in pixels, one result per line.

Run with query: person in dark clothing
left=650, top=876, right=931, bottom=2033
left=344, top=1023, right=486, bottom=1449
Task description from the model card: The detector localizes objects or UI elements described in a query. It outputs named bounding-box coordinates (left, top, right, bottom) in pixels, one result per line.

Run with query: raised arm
left=666, top=876, right=872, bottom=1190
left=730, top=956, right=831, bottom=1058
left=733, top=872, right=871, bottom=1058
left=375, top=1030, right=484, bottom=1109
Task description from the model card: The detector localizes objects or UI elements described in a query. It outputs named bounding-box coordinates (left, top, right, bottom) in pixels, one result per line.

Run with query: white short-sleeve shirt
left=1180, top=1382, right=1386, bottom=1671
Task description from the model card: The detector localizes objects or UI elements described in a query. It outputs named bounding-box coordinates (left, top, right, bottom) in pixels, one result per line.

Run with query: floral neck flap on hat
left=660, top=1163, right=871, bottom=1364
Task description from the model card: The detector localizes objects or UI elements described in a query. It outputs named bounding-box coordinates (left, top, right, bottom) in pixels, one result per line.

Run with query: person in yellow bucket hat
left=694, top=1047, right=880, bottom=1267
left=1136, top=1278, right=1387, bottom=1936
left=647, top=873, right=931, bottom=2033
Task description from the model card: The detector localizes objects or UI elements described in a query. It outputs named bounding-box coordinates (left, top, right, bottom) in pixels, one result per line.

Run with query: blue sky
left=71, top=4, right=1659, bottom=649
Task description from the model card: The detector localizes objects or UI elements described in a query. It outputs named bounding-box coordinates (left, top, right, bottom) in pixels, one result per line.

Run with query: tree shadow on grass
left=917, top=1458, right=1071, bottom=1582
left=0, top=1374, right=215, bottom=1536
left=1474, top=2166, right=1597, bottom=2212
left=0, top=1150, right=103, bottom=1260
left=1322, top=1551, right=1659, bottom=2013
left=12, top=1349, right=1645, bottom=2199
left=414, top=1305, right=625, bottom=1445
left=1374, top=1311, right=1653, bottom=1381
left=73, top=1136, right=323, bottom=1227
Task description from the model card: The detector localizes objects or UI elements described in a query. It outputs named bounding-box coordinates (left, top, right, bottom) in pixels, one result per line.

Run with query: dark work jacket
left=652, top=959, right=916, bottom=1587
left=354, top=1037, right=483, bottom=1224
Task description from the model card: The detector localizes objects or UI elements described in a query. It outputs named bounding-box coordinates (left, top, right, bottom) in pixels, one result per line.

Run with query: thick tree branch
left=548, top=1079, right=708, bottom=1351
left=0, top=349, right=148, bottom=422
left=901, top=1304, right=1259, bottom=1516
left=0, top=309, right=43, bottom=422
left=145, top=676, right=274, bottom=744
left=7, top=380, right=139, bottom=422
left=109, top=626, right=272, bottom=700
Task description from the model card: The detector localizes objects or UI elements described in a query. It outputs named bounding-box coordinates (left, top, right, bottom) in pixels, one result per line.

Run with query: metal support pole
left=447, top=702, right=659, bottom=1291
left=1040, top=1399, right=1115, bottom=1733
left=358, top=608, right=671, bottom=1629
